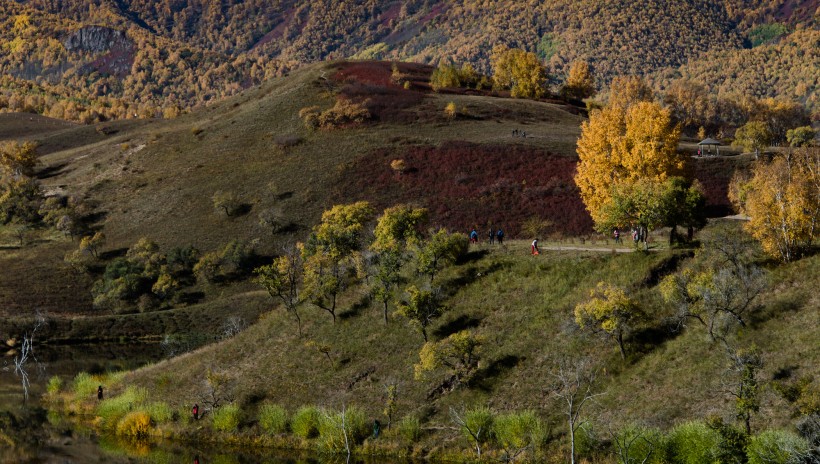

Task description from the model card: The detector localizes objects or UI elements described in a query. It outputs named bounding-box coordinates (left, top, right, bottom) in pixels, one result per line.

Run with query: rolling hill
left=1, top=59, right=817, bottom=461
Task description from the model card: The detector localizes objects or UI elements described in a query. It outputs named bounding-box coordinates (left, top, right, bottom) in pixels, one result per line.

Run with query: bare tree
left=611, top=425, right=656, bottom=464
left=450, top=406, right=494, bottom=460
left=13, top=313, right=46, bottom=402
left=221, top=316, right=247, bottom=339
left=721, top=346, right=763, bottom=435
left=549, top=358, right=604, bottom=464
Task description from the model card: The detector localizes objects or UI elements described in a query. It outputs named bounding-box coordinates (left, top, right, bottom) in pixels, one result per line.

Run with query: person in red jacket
left=531, top=238, right=540, bottom=255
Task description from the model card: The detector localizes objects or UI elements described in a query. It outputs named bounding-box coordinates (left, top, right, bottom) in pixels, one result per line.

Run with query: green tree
left=728, top=347, right=762, bottom=435
left=574, top=283, right=639, bottom=359
left=414, top=330, right=482, bottom=385
left=0, top=175, right=42, bottom=224
left=372, top=205, right=428, bottom=253
left=303, top=202, right=374, bottom=323
left=370, top=205, right=428, bottom=323
left=786, top=126, right=816, bottom=147
left=396, top=285, right=444, bottom=342
left=733, top=121, right=772, bottom=157
left=255, top=246, right=304, bottom=335
left=415, top=228, right=468, bottom=282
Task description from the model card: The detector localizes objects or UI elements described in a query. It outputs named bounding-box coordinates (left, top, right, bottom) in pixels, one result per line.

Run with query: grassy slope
left=0, top=61, right=585, bottom=328
left=123, top=231, right=819, bottom=454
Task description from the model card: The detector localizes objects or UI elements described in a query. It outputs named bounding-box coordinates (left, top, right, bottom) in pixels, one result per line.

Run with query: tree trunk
left=293, top=309, right=302, bottom=336
left=669, top=225, right=677, bottom=245
left=570, top=421, right=576, bottom=464
left=617, top=332, right=626, bottom=360
left=383, top=299, right=389, bottom=325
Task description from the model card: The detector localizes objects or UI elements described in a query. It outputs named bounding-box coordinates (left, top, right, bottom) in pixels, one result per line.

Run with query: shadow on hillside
left=176, top=291, right=205, bottom=306
left=81, top=210, right=109, bottom=227
left=639, top=251, right=694, bottom=288
left=339, top=295, right=371, bottom=321
left=36, top=162, right=70, bottom=180
left=99, top=247, right=128, bottom=260
left=432, top=314, right=482, bottom=339
left=630, top=320, right=683, bottom=355
left=232, top=203, right=253, bottom=217
left=438, top=260, right=503, bottom=298
left=471, top=354, right=522, bottom=392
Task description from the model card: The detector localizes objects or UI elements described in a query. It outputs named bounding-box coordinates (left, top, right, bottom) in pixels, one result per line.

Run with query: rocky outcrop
left=63, top=26, right=131, bottom=53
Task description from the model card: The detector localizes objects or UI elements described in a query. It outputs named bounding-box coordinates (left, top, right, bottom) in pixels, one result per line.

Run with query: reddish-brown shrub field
left=338, top=143, right=749, bottom=238
left=336, top=142, right=594, bottom=237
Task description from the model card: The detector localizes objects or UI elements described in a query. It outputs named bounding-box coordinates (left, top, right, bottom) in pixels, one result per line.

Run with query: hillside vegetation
left=0, top=58, right=814, bottom=461
left=2, top=0, right=818, bottom=122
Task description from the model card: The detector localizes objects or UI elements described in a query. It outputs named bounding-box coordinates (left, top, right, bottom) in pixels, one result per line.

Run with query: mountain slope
left=3, top=0, right=817, bottom=123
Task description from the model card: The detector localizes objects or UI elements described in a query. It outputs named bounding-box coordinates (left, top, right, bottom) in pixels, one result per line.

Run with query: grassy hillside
left=0, top=60, right=753, bottom=335
left=63, top=226, right=820, bottom=461
left=1, top=60, right=814, bottom=461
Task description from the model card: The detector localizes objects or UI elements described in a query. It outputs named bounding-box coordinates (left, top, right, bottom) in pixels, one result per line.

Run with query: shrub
left=259, top=403, right=289, bottom=435
left=458, top=407, right=495, bottom=453
left=97, top=387, right=148, bottom=428
left=46, top=376, right=63, bottom=395
left=398, top=415, right=422, bottom=443
left=614, top=424, right=667, bottom=464
left=292, top=406, right=320, bottom=439
left=666, top=421, right=719, bottom=464
left=317, top=406, right=370, bottom=452
left=116, top=411, right=152, bottom=439
left=495, top=410, right=545, bottom=460
left=144, top=402, right=174, bottom=424
left=211, top=404, right=241, bottom=433
left=212, top=191, right=241, bottom=216
left=317, top=99, right=371, bottom=129
left=747, top=430, right=810, bottom=464
left=73, top=372, right=99, bottom=398
left=444, top=102, right=457, bottom=120
left=390, top=158, right=408, bottom=174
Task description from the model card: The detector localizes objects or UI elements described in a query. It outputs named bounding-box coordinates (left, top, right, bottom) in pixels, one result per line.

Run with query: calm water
left=0, top=343, right=416, bottom=464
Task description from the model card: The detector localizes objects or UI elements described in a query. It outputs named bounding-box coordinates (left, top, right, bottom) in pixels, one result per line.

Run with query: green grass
left=258, top=403, right=289, bottom=435
left=211, top=404, right=241, bottom=433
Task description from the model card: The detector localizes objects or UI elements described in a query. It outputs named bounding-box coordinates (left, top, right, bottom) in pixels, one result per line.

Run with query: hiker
left=470, top=229, right=479, bottom=244
left=531, top=238, right=540, bottom=255
left=192, top=403, right=199, bottom=420
left=632, top=228, right=639, bottom=243
left=488, top=228, right=495, bottom=244
left=497, top=228, right=504, bottom=244
left=97, top=385, right=103, bottom=401
left=373, top=419, right=381, bottom=438
left=613, top=228, right=621, bottom=244
left=512, top=129, right=517, bottom=137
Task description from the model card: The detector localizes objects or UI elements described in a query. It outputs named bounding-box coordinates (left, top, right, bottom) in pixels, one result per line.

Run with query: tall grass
left=211, top=404, right=241, bottom=433
left=259, top=403, right=289, bottom=434
left=292, top=406, right=320, bottom=439
left=96, top=386, right=148, bottom=428
left=316, top=406, right=369, bottom=452
left=398, top=415, right=422, bottom=443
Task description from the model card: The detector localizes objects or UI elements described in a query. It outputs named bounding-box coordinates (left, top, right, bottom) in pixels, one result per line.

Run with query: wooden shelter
left=697, top=138, right=722, bottom=156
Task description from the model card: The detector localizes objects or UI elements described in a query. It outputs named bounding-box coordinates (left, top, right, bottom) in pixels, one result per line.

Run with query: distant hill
left=2, top=0, right=818, bottom=122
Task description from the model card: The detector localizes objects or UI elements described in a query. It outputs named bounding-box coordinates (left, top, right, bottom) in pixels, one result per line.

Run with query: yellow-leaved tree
left=490, top=45, right=548, bottom=99
left=574, top=283, right=640, bottom=360
left=730, top=148, right=819, bottom=262
left=562, top=60, right=596, bottom=100
left=575, top=86, right=683, bottom=238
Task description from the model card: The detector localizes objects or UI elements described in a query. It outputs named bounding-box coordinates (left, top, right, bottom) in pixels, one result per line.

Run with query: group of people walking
left=470, top=227, right=505, bottom=245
